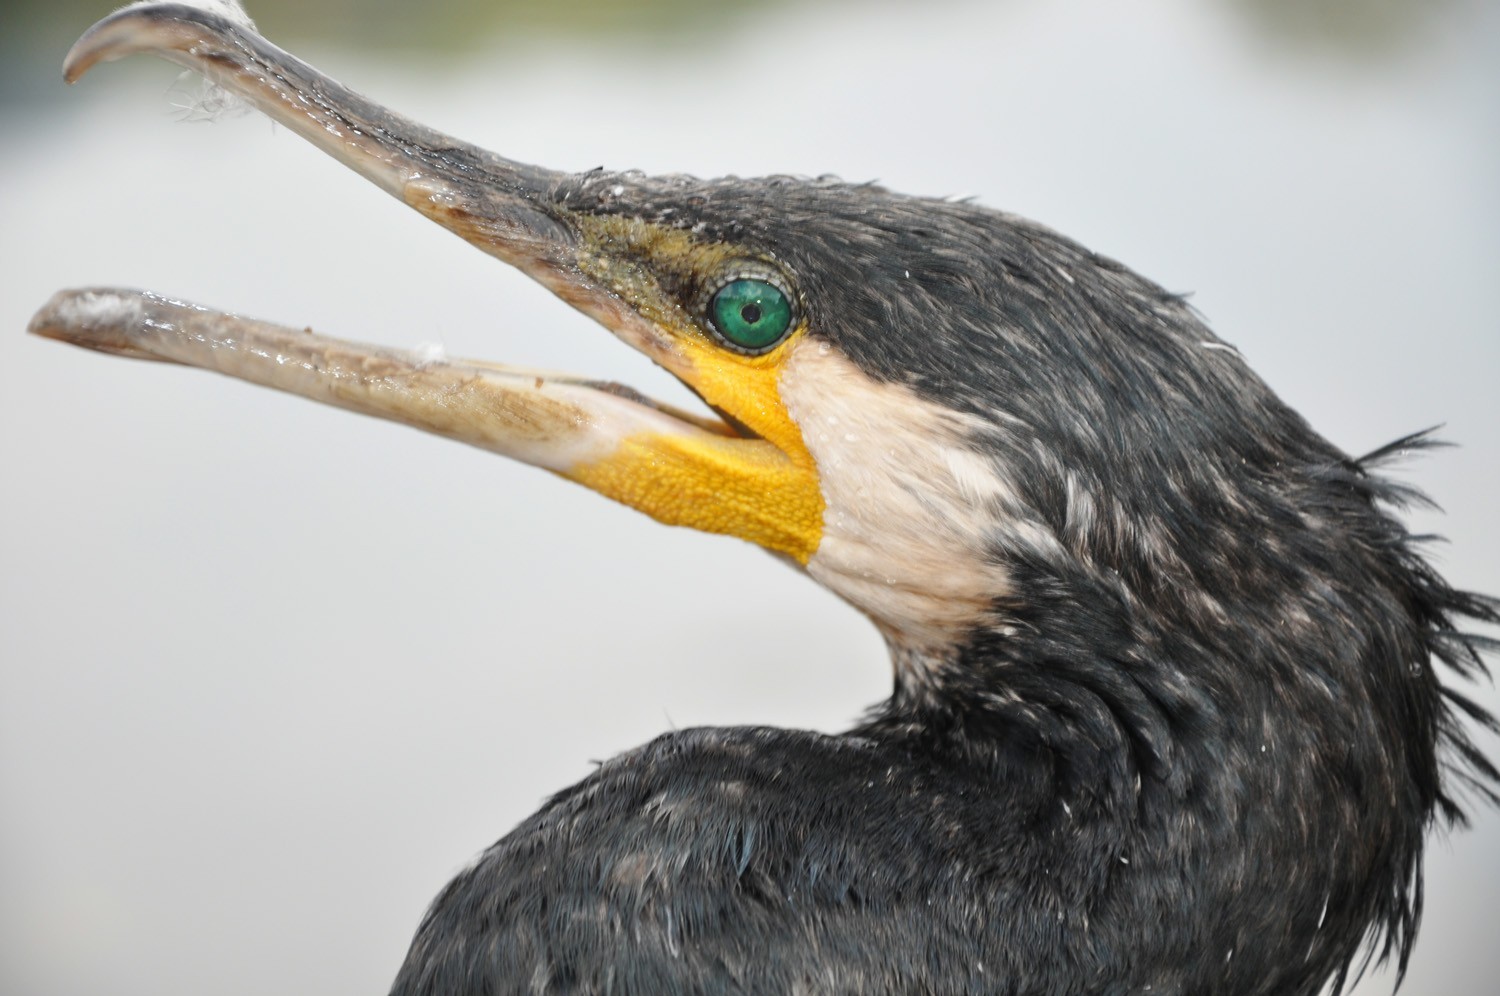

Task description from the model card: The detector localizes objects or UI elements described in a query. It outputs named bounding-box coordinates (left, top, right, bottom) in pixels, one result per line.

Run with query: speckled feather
left=391, top=172, right=1498, bottom=995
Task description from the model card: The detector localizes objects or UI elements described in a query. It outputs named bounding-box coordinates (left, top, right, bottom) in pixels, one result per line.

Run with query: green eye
left=709, top=278, right=794, bottom=353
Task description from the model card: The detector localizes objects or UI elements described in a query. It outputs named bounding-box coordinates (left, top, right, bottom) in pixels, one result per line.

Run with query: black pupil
left=740, top=303, right=762, bottom=324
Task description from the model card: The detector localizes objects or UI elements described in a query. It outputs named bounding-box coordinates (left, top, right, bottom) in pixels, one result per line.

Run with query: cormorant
left=29, top=4, right=1498, bottom=994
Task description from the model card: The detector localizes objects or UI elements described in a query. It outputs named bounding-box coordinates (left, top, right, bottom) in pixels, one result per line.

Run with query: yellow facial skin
left=560, top=215, right=826, bottom=564
left=568, top=329, right=824, bottom=564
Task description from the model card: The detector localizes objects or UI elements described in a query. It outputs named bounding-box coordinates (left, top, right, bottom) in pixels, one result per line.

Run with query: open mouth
left=31, top=2, right=825, bottom=563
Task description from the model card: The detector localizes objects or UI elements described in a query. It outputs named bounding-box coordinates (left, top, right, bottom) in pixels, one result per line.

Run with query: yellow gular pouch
left=566, top=327, right=826, bottom=565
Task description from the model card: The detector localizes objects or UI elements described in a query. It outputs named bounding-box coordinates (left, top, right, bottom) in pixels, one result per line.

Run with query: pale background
left=2, top=1, right=1496, bottom=994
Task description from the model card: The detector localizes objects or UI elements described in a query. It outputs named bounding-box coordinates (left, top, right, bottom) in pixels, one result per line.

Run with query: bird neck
left=850, top=439, right=1493, bottom=984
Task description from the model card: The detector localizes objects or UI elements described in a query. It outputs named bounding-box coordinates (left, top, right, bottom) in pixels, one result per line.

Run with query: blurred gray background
left=2, top=0, right=1497, bottom=994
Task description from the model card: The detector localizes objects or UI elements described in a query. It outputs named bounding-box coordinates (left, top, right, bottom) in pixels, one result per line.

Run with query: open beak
left=30, top=2, right=825, bottom=563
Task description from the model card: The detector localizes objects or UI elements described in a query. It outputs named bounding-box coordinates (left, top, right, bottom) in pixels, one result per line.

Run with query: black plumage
left=388, top=171, right=1499, bottom=995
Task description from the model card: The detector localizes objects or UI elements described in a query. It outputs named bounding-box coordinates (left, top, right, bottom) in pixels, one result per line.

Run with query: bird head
left=35, top=2, right=1322, bottom=671
left=29, top=3, right=1076, bottom=659
left=33, top=2, right=1495, bottom=735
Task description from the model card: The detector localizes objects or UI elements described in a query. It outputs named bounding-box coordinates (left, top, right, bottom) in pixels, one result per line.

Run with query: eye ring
left=702, top=268, right=798, bottom=356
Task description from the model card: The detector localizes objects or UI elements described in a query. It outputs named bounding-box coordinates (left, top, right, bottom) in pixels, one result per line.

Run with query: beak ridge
left=64, top=2, right=573, bottom=266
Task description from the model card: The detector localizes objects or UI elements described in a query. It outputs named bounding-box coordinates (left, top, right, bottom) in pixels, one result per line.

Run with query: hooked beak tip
left=66, top=5, right=178, bottom=83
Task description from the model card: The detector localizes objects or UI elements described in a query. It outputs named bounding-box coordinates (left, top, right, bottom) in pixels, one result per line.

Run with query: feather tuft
left=118, top=1, right=260, bottom=121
